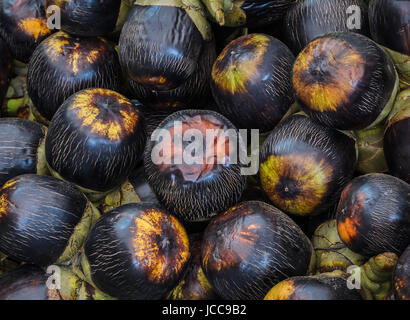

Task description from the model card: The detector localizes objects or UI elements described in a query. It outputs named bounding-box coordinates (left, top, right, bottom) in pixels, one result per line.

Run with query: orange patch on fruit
left=264, top=280, right=295, bottom=300
left=18, top=18, right=51, bottom=41
left=337, top=216, right=360, bottom=245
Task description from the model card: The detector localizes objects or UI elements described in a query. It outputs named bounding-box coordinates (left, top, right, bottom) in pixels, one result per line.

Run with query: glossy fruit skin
left=201, top=201, right=314, bottom=300
left=0, top=174, right=90, bottom=266
left=283, top=0, right=370, bottom=54
left=0, top=0, right=53, bottom=62
left=82, top=203, right=190, bottom=300
left=45, top=0, right=121, bottom=37
left=45, top=88, right=145, bottom=194
left=27, top=31, right=121, bottom=122
left=0, top=37, right=12, bottom=108
left=336, top=173, right=410, bottom=257
left=119, top=5, right=216, bottom=111
left=369, top=0, right=410, bottom=55
left=240, top=0, right=297, bottom=27
left=0, top=118, right=47, bottom=186
left=211, top=34, right=295, bottom=133
left=393, top=245, right=410, bottom=300
left=292, top=32, right=398, bottom=130
left=128, top=166, right=160, bottom=205
left=384, top=102, right=410, bottom=183
left=264, top=272, right=362, bottom=300
left=259, top=114, right=357, bottom=216
left=144, top=109, right=247, bottom=222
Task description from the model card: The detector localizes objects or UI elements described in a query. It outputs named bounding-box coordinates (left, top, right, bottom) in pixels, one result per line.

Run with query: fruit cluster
left=0, top=0, right=408, bottom=300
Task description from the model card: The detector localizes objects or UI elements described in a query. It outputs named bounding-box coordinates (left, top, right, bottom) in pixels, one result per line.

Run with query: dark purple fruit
left=201, top=201, right=314, bottom=300
left=336, top=173, right=410, bottom=256
left=393, top=245, right=410, bottom=300
left=27, top=31, right=121, bottom=122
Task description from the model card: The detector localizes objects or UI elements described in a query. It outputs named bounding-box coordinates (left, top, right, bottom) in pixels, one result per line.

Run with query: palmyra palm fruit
left=259, top=114, right=357, bottom=216
left=144, top=109, right=247, bottom=222
left=336, top=173, right=410, bottom=257
left=0, top=264, right=113, bottom=300
left=0, top=37, right=12, bottom=109
left=168, top=234, right=218, bottom=300
left=74, top=203, right=190, bottom=300
left=292, top=32, right=399, bottom=130
left=119, top=1, right=216, bottom=110
left=45, top=88, right=145, bottom=202
left=312, top=219, right=366, bottom=274
left=264, top=270, right=362, bottom=300
left=0, top=0, right=53, bottom=63
left=44, top=0, right=122, bottom=37
left=0, top=174, right=100, bottom=266
left=283, top=0, right=370, bottom=54
left=211, top=33, right=295, bottom=133
left=384, top=89, right=410, bottom=183
left=201, top=201, right=315, bottom=300
left=393, top=245, right=410, bottom=300
left=27, top=31, right=122, bottom=123
left=202, top=0, right=297, bottom=27
left=354, top=122, right=388, bottom=174
left=369, top=0, right=410, bottom=88
left=0, top=118, right=48, bottom=186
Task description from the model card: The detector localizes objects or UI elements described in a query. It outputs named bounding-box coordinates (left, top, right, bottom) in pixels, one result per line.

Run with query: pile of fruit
left=0, top=0, right=408, bottom=300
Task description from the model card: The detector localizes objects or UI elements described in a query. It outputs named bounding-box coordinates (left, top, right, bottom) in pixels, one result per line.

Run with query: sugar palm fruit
left=393, top=245, right=410, bottom=300
left=0, top=174, right=100, bottom=266
left=119, top=0, right=216, bottom=111
left=259, top=114, right=357, bottom=217
left=293, top=32, right=399, bottom=130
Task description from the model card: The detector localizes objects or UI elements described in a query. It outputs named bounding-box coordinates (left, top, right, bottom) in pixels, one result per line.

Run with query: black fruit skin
left=283, top=0, right=370, bottom=54
left=393, top=245, right=410, bottom=300
left=144, top=109, right=247, bottom=222
left=27, top=31, right=121, bottom=121
left=369, top=0, right=410, bottom=55
left=128, top=166, right=160, bottom=205
left=0, top=0, right=53, bottom=63
left=292, top=32, right=397, bottom=130
left=45, top=0, right=121, bottom=37
left=336, top=173, right=410, bottom=257
left=264, top=273, right=362, bottom=300
left=45, top=88, right=145, bottom=193
left=0, top=174, right=89, bottom=266
left=119, top=5, right=216, bottom=111
left=83, top=203, right=190, bottom=300
left=384, top=112, right=410, bottom=184
left=259, top=114, right=357, bottom=216
left=0, top=118, right=46, bottom=186
left=201, top=201, right=313, bottom=300
left=211, top=34, right=295, bottom=133
left=240, top=0, right=297, bottom=27
left=0, top=37, right=12, bottom=108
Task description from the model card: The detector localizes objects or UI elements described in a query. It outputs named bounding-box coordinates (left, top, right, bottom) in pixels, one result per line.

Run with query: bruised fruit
left=27, top=31, right=121, bottom=123
left=264, top=271, right=362, bottom=300
left=45, top=89, right=145, bottom=202
left=45, top=0, right=122, bottom=37
left=0, top=118, right=48, bottom=186
left=292, top=32, right=399, bottom=130
left=74, top=203, right=190, bottom=300
left=283, top=0, right=370, bottom=54
left=259, top=114, right=357, bottom=216
left=393, top=245, right=410, bottom=300
left=384, top=89, right=410, bottom=183
left=144, top=109, right=247, bottom=222
left=0, top=37, right=12, bottom=108
left=0, top=0, right=53, bottom=62
left=119, top=3, right=216, bottom=110
left=211, top=33, right=295, bottom=133
left=0, top=174, right=100, bottom=266
left=201, top=201, right=314, bottom=300
left=336, top=173, right=410, bottom=257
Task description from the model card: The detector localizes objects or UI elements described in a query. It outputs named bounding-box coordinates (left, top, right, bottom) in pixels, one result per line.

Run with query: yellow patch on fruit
left=131, top=209, right=189, bottom=283
left=260, top=154, right=333, bottom=215
left=0, top=193, right=9, bottom=218
left=337, top=216, right=360, bottom=246
left=212, top=34, right=269, bottom=94
left=70, top=89, right=139, bottom=141
left=18, top=18, right=51, bottom=41
left=293, top=37, right=366, bottom=112
left=264, top=280, right=295, bottom=300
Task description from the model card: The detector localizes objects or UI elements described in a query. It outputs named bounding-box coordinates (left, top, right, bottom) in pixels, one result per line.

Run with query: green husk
left=36, top=132, right=50, bottom=176
left=381, top=46, right=410, bottom=89
left=100, top=179, right=141, bottom=213
left=387, top=88, right=410, bottom=123
left=201, top=0, right=246, bottom=27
